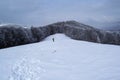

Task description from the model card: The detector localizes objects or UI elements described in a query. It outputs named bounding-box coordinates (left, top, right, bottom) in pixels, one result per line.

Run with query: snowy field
left=0, top=34, right=120, bottom=80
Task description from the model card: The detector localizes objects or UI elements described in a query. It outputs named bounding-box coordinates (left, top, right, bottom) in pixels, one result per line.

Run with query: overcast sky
left=0, top=0, right=120, bottom=28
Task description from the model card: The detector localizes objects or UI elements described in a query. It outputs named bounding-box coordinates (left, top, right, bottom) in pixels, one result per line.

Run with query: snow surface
left=0, top=34, right=120, bottom=80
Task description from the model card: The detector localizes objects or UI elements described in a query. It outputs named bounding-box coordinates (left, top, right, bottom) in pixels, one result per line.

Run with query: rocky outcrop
left=0, top=21, right=120, bottom=49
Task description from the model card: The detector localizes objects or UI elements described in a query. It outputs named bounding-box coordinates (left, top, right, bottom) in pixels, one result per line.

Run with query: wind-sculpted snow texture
left=0, top=21, right=120, bottom=48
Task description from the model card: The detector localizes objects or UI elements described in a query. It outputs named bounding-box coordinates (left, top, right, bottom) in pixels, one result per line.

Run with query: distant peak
left=65, top=20, right=79, bottom=23
left=65, top=20, right=82, bottom=25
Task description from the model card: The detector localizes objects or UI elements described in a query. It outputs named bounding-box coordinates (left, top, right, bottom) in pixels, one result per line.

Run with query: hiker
left=52, top=38, right=54, bottom=42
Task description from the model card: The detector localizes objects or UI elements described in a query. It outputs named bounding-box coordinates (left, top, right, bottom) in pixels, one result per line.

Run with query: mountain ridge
left=0, top=20, right=120, bottom=49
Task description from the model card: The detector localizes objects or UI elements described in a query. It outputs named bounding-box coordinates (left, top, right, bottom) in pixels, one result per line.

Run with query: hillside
left=0, top=34, right=120, bottom=80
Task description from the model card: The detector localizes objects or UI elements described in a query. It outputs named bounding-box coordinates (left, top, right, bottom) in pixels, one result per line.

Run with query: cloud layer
left=0, top=0, right=120, bottom=28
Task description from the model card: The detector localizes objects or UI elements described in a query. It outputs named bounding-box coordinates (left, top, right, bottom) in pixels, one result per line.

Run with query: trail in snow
left=8, top=35, right=65, bottom=80
left=9, top=57, right=70, bottom=80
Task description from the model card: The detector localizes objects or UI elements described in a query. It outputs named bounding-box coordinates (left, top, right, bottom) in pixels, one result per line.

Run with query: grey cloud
left=0, top=0, right=120, bottom=28
left=0, top=0, right=43, bottom=25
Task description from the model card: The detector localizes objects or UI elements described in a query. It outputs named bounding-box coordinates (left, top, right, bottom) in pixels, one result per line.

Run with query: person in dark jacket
left=52, top=38, right=54, bottom=42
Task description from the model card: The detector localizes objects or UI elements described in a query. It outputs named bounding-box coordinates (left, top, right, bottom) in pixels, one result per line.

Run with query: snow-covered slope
left=0, top=34, right=120, bottom=80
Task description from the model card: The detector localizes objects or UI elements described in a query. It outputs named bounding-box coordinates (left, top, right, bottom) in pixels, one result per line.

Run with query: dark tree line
left=0, top=21, right=120, bottom=49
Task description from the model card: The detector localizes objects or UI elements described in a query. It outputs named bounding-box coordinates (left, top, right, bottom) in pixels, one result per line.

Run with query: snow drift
left=0, top=20, right=120, bottom=49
